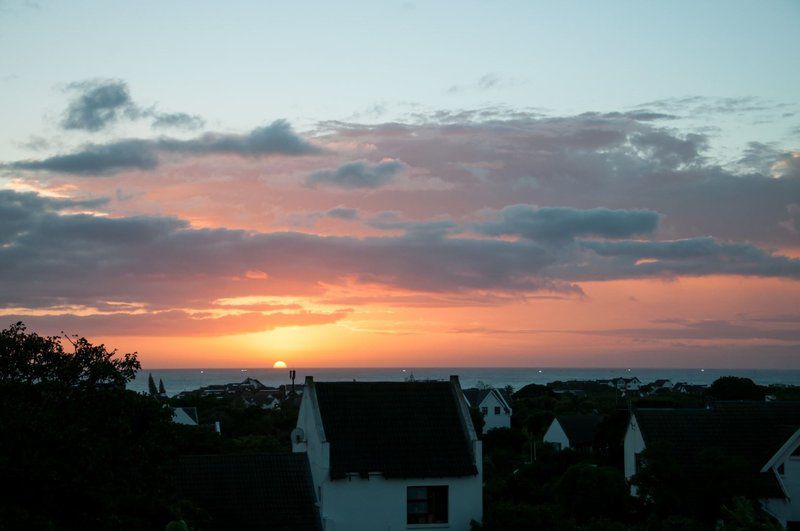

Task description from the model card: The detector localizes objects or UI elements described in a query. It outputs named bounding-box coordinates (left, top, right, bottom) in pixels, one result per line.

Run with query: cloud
left=2, top=309, right=348, bottom=337
left=306, top=159, right=404, bottom=189
left=61, top=79, right=136, bottom=132
left=60, top=79, right=205, bottom=132
left=326, top=207, right=359, bottom=220
left=150, top=112, right=205, bottom=130
left=1, top=190, right=798, bottom=317
left=5, top=120, right=319, bottom=175
left=475, top=205, right=660, bottom=243
left=312, top=111, right=799, bottom=247
left=573, top=237, right=800, bottom=280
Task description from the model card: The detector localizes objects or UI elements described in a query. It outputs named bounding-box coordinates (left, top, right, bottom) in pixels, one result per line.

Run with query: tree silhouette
left=0, top=322, right=175, bottom=529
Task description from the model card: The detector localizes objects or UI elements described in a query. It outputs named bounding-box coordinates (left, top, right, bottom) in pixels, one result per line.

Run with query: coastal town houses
left=624, top=402, right=800, bottom=527
left=463, top=387, right=512, bottom=433
left=292, top=376, right=483, bottom=531
left=543, top=414, right=603, bottom=451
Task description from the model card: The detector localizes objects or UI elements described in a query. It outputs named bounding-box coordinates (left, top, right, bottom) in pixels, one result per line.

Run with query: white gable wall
left=479, top=392, right=511, bottom=432
left=623, top=414, right=646, bottom=496
left=543, top=419, right=570, bottom=450
left=760, top=430, right=800, bottom=526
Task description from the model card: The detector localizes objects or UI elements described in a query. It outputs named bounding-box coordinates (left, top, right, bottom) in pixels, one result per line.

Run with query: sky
left=1, top=0, right=799, bottom=368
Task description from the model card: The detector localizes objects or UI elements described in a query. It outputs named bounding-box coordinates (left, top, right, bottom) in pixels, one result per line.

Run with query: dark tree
left=554, top=463, right=629, bottom=523
left=0, top=322, right=175, bottom=530
left=159, top=378, right=167, bottom=396
left=707, top=376, right=766, bottom=401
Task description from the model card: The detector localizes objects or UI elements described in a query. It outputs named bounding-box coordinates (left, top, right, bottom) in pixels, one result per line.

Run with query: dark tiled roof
left=173, top=453, right=321, bottom=531
left=556, top=414, right=603, bottom=447
left=463, top=388, right=492, bottom=408
left=635, top=401, right=800, bottom=499
left=314, top=381, right=478, bottom=480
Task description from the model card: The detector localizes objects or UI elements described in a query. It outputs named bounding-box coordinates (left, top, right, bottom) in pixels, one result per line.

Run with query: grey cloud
left=61, top=79, right=135, bottom=132
left=8, top=139, right=159, bottom=174
left=574, top=237, right=800, bottom=280
left=368, top=211, right=459, bottom=237
left=307, top=159, right=404, bottom=189
left=150, top=112, right=205, bottom=130
left=59, top=79, right=206, bottom=132
left=475, top=205, right=660, bottom=243
left=326, top=207, right=360, bottom=220
left=5, top=120, right=319, bottom=175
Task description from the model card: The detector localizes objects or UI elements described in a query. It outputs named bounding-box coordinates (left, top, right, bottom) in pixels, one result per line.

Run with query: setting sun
left=272, top=361, right=288, bottom=369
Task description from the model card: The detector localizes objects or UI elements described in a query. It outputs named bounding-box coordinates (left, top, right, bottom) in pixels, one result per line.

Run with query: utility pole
left=289, top=369, right=296, bottom=396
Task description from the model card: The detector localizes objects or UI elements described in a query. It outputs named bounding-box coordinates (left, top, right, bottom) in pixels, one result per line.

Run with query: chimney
left=450, top=375, right=461, bottom=388
left=305, top=375, right=314, bottom=385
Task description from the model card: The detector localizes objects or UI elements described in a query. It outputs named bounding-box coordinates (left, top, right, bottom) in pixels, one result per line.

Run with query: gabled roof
left=634, top=401, right=800, bottom=499
left=463, top=387, right=512, bottom=413
left=555, top=414, right=603, bottom=447
left=173, top=453, right=321, bottom=531
left=312, top=379, right=478, bottom=480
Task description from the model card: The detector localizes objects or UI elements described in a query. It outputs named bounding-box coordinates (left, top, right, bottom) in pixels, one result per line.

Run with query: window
left=635, top=453, right=644, bottom=474
left=481, top=407, right=488, bottom=416
left=407, top=486, right=448, bottom=525
left=494, top=406, right=501, bottom=415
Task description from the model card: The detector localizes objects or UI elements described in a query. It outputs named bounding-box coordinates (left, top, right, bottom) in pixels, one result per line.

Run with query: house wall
left=762, top=451, right=800, bottom=526
left=623, top=414, right=646, bottom=496
left=318, top=469, right=482, bottom=531
left=480, top=392, right=511, bottom=432
left=543, top=419, right=570, bottom=450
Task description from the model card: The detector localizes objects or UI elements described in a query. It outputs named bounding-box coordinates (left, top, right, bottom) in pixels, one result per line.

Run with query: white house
left=543, top=414, right=603, bottom=451
left=624, top=402, right=800, bottom=526
left=292, top=376, right=483, bottom=531
left=463, top=387, right=512, bottom=432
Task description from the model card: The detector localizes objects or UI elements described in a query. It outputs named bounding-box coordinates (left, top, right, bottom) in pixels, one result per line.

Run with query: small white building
left=293, top=376, right=483, bottom=531
left=463, top=387, right=512, bottom=433
left=624, top=403, right=800, bottom=526
left=543, top=414, right=603, bottom=451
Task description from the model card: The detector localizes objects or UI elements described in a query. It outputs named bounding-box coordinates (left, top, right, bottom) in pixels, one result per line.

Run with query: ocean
left=129, top=367, right=800, bottom=397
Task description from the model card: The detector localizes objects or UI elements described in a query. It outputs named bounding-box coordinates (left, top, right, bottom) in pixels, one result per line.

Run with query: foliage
left=707, top=376, right=766, bottom=401
left=0, top=321, right=140, bottom=390
left=0, top=323, right=174, bottom=530
left=555, top=464, right=629, bottom=523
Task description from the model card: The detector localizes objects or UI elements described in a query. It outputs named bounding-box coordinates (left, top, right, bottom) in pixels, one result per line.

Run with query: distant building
left=543, top=414, right=603, bottom=451
left=171, top=406, right=199, bottom=426
left=605, top=377, right=641, bottom=393
left=292, top=376, right=483, bottom=531
left=624, top=402, right=800, bottom=527
left=173, top=453, right=322, bottom=530
left=463, top=387, right=512, bottom=432
left=640, top=379, right=674, bottom=395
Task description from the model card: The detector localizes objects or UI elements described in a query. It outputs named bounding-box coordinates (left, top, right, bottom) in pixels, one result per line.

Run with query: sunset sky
left=1, top=0, right=799, bottom=368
